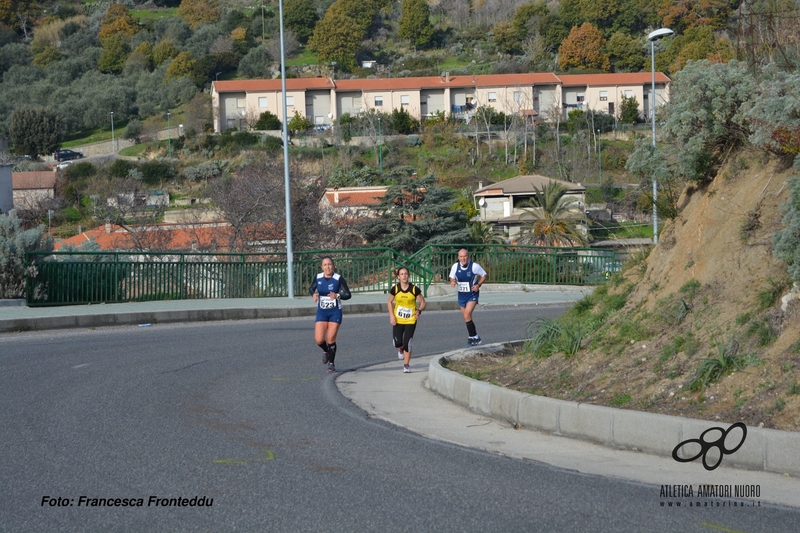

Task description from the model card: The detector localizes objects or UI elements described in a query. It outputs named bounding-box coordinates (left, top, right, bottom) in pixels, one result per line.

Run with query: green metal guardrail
left=409, top=244, right=618, bottom=286
left=25, top=248, right=436, bottom=306
left=25, top=245, right=614, bottom=306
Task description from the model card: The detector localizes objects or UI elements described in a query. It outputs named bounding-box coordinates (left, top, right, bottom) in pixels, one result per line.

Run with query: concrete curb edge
left=428, top=342, right=800, bottom=477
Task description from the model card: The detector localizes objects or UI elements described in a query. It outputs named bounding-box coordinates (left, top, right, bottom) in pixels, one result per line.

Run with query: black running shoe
left=327, top=363, right=336, bottom=373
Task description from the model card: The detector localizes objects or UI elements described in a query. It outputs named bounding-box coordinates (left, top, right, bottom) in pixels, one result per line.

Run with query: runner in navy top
left=309, top=256, right=351, bottom=372
left=449, top=248, right=487, bottom=346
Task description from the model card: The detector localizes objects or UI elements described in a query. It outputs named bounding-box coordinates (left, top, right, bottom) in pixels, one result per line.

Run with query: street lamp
left=597, top=129, right=602, bottom=186
left=110, top=111, right=115, bottom=153
left=167, top=111, right=171, bottom=158
left=648, top=27, right=673, bottom=245
left=216, top=71, right=222, bottom=81
left=378, top=117, right=382, bottom=173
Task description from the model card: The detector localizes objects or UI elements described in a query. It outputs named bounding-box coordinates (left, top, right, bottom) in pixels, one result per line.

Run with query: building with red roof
left=212, top=71, right=670, bottom=132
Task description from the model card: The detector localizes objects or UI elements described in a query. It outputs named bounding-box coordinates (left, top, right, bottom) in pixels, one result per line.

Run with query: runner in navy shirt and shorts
left=449, top=249, right=487, bottom=346
left=309, top=256, right=351, bottom=372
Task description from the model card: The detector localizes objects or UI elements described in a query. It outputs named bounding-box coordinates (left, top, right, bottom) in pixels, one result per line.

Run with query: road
left=1, top=307, right=798, bottom=532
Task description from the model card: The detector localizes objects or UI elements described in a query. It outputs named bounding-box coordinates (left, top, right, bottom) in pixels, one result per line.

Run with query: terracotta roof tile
left=11, top=171, right=57, bottom=190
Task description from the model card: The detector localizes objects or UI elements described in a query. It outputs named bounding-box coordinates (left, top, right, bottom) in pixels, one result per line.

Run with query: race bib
left=319, top=296, right=336, bottom=309
left=396, top=306, right=413, bottom=319
left=457, top=282, right=471, bottom=292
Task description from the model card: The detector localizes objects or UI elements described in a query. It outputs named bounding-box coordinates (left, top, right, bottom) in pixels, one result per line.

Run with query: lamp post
left=597, top=129, right=602, bottom=186
left=648, top=27, right=673, bottom=245
left=110, top=111, right=115, bottom=153
left=216, top=71, right=222, bottom=81
left=378, top=117, right=382, bottom=173
left=167, top=111, right=171, bottom=158
left=278, top=0, right=295, bottom=297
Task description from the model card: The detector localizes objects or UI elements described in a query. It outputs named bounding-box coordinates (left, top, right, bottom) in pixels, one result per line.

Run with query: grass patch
left=745, top=318, right=776, bottom=347
left=285, top=49, right=319, bottom=67
left=757, top=277, right=790, bottom=310
left=524, top=317, right=586, bottom=359
left=687, top=337, right=752, bottom=391
left=788, top=382, right=800, bottom=395
left=119, top=144, right=148, bottom=157
left=679, top=279, right=701, bottom=300
left=610, top=393, right=632, bottom=406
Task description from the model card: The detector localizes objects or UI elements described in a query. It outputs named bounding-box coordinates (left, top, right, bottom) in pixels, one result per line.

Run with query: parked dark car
left=53, top=149, right=83, bottom=162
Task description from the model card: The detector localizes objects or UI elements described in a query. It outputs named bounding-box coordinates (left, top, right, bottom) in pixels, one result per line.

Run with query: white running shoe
left=397, top=348, right=404, bottom=359
left=403, top=364, right=411, bottom=373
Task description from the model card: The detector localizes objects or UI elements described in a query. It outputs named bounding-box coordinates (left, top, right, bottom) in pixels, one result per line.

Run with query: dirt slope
left=450, top=152, right=800, bottom=431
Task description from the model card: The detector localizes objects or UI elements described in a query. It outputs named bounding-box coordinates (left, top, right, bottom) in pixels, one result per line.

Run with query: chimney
left=445, top=71, right=450, bottom=83
left=478, top=181, right=483, bottom=189
left=105, top=222, right=111, bottom=233
left=334, top=191, right=339, bottom=204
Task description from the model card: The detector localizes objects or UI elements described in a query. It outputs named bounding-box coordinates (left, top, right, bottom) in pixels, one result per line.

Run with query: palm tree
left=517, top=180, right=588, bottom=247
left=468, top=221, right=505, bottom=249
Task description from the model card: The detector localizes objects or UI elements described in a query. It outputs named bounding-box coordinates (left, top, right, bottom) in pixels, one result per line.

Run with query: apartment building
left=211, top=71, right=670, bottom=133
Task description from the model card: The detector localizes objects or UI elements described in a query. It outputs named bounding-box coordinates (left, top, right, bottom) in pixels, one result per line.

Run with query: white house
left=474, top=175, right=586, bottom=239
left=211, top=71, right=671, bottom=133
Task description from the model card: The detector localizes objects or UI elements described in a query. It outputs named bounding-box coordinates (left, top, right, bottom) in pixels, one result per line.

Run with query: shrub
left=0, top=211, right=53, bottom=299
left=254, top=111, right=281, bottom=130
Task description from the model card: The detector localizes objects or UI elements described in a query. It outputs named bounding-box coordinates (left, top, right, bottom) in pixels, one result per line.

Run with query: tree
left=605, top=32, right=644, bottom=72
left=204, top=151, right=320, bottom=252
left=165, top=52, right=195, bottom=82
left=152, top=39, right=180, bottom=66
left=468, top=221, right=505, bottom=247
left=288, top=110, right=313, bottom=134
left=98, top=34, right=130, bottom=74
left=307, top=2, right=364, bottom=70
left=238, top=45, right=272, bottom=79
left=284, top=0, right=318, bottom=44
left=182, top=92, right=213, bottom=135
left=557, top=23, right=610, bottom=71
left=0, top=210, right=53, bottom=299
left=389, top=107, right=419, bottom=135
left=399, top=0, right=434, bottom=50
left=659, top=60, right=756, bottom=183
left=177, top=0, right=222, bottom=30
left=98, top=3, right=138, bottom=42
left=618, top=94, right=639, bottom=124
left=362, top=173, right=469, bottom=255
left=517, top=180, right=587, bottom=246
left=9, top=108, right=62, bottom=157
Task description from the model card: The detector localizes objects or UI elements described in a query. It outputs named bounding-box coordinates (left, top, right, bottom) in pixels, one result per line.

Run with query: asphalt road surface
left=2, top=306, right=798, bottom=532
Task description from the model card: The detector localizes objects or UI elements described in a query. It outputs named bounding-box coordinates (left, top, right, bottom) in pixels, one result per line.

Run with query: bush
left=254, top=111, right=281, bottom=130
left=140, top=160, right=177, bottom=186
left=109, top=159, right=138, bottom=179
left=0, top=211, right=53, bottom=299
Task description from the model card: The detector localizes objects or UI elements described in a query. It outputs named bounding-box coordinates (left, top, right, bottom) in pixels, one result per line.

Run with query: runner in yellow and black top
left=387, top=266, right=426, bottom=373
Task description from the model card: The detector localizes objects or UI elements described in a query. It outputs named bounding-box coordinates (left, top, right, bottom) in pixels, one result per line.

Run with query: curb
left=428, top=341, right=800, bottom=477
left=0, top=300, right=463, bottom=333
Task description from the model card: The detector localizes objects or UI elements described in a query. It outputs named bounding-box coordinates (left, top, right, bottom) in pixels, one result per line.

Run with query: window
left=576, top=93, right=585, bottom=103
left=258, top=97, right=267, bottom=108
left=374, top=96, right=383, bottom=106
left=599, top=91, right=607, bottom=101
left=237, top=98, right=245, bottom=108
left=514, top=91, right=522, bottom=102
left=400, top=95, right=410, bottom=106
left=488, top=92, right=497, bottom=102
left=624, top=90, right=633, bottom=98
left=286, top=96, right=294, bottom=106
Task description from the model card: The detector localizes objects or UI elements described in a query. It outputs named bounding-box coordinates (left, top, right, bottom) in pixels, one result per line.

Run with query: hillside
left=449, top=151, right=800, bottom=432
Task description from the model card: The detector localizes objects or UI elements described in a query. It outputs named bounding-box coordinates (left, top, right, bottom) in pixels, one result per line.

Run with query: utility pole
left=110, top=111, right=115, bottom=153
left=378, top=117, right=382, bottom=172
